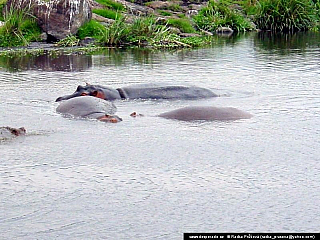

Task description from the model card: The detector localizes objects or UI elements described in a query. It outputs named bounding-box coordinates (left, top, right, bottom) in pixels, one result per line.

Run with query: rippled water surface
left=1, top=32, right=320, bottom=239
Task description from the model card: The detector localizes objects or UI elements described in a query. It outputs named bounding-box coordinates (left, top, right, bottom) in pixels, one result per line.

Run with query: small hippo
left=56, top=83, right=218, bottom=102
left=56, top=96, right=122, bottom=123
left=158, top=106, right=253, bottom=121
left=0, top=127, right=26, bottom=139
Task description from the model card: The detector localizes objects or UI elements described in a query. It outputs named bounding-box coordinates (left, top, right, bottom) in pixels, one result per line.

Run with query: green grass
left=253, top=0, right=317, bottom=32
left=77, top=20, right=106, bottom=40
left=0, top=7, right=41, bottom=47
left=95, top=0, right=125, bottom=11
left=193, top=0, right=255, bottom=32
left=167, top=18, right=195, bottom=33
left=93, top=8, right=122, bottom=20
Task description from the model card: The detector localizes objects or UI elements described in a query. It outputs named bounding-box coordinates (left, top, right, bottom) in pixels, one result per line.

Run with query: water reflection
left=0, top=52, right=92, bottom=72
left=254, top=32, right=320, bottom=54
left=0, top=33, right=254, bottom=72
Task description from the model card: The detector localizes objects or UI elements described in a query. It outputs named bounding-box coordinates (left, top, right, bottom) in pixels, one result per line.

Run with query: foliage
left=0, top=7, right=41, bottom=47
left=167, top=18, right=195, bottom=33
left=193, top=0, right=255, bottom=33
left=253, top=0, right=317, bottom=32
left=93, top=9, right=122, bottom=20
left=95, top=0, right=125, bottom=11
left=97, top=17, right=129, bottom=46
left=77, top=20, right=106, bottom=40
left=56, top=35, right=80, bottom=47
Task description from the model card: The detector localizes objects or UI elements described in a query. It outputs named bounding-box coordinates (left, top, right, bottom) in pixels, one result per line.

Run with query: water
left=1, top=32, right=319, bottom=239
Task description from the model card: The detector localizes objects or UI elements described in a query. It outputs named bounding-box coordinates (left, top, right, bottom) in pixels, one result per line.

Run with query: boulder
left=5, top=0, right=92, bottom=41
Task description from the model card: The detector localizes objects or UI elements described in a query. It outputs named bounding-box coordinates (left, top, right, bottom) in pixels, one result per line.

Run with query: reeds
left=254, top=0, right=317, bottom=32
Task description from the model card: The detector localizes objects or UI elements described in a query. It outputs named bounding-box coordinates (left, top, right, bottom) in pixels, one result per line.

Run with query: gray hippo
left=57, top=96, right=252, bottom=123
left=56, top=96, right=122, bottom=123
left=55, top=83, right=218, bottom=102
left=158, top=106, right=252, bottom=121
left=0, top=127, right=26, bottom=139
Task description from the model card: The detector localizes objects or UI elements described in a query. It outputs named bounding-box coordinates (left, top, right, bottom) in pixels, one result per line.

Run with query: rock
left=5, top=0, right=92, bottom=41
left=117, top=0, right=154, bottom=16
left=216, top=26, right=234, bottom=36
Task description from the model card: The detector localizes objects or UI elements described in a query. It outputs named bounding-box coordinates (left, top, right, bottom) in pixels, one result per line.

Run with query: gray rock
left=5, top=0, right=92, bottom=41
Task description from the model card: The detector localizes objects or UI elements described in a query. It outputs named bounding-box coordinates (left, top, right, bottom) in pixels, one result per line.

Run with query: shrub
left=93, top=9, right=122, bottom=20
left=254, top=0, right=317, bottom=32
left=193, top=0, right=255, bottom=32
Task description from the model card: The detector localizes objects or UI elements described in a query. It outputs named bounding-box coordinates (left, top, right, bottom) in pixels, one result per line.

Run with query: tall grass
left=95, top=0, right=125, bottom=11
left=93, top=9, right=122, bottom=20
left=253, top=0, right=317, bottom=32
left=0, top=7, right=41, bottom=47
left=193, top=0, right=255, bottom=33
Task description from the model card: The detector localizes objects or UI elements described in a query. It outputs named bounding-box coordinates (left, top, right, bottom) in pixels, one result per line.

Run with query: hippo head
left=55, top=84, right=121, bottom=102
left=8, top=127, right=26, bottom=136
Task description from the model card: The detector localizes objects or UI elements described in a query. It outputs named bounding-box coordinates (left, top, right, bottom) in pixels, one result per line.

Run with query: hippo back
left=56, top=96, right=117, bottom=119
left=158, top=106, right=252, bottom=121
left=117, top=84, right=218, bottom=100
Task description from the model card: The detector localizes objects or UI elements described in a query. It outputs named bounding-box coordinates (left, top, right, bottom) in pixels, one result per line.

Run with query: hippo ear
left=92, top=90, right=98, bottom=97
left=85, top=82, right=90, bottom=86
left=76, top=85, right=84, bottom=91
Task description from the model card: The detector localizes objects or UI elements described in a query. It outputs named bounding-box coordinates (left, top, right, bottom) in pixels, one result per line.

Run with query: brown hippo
left=56, top=83, right=218, bottom=102
left=56, top=96, right=122, bottom=123
left=158, top=106, right=253, bottom=121
left=0, top=127, right=26, bottom=139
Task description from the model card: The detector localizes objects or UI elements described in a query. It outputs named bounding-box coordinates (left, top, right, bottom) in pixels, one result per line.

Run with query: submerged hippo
left=56, top=96, right=122, bottom=123
left=158, top=106, right=253, bottom=121
left=57, top=96, right=251, bottom=123
left=0, top=126, right=26, bottom=139
left=55, top=83, right=218, bottom=102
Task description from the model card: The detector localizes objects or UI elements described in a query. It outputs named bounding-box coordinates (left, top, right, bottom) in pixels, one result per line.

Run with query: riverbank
left=0, top=0, right=320, bottom=51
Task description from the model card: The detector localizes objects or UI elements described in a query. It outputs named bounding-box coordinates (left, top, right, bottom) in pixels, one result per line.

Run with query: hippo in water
left=0, top=127, right=26, bottom=139
left=57, top=96, right=251, bottom=123
left=56, top=96, right=122, bottom=123
left=55, top=83, right=218, bottom=102
left=158, top=106, right=252, bottom=121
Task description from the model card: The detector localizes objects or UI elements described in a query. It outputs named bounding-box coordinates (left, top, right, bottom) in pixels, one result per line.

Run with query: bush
left=254, top=0, right=317, bottom=32
left=193, top=0, right=255, bottom=32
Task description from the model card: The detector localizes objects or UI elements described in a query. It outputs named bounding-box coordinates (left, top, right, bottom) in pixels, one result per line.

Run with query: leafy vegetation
left=77, top=20, right=106, bottom=40
left=193, top=0, right=255, bottom=32
left=167, top=18, right=196, bottom=33
left=0, top=7, right=41, bottom=47
left=253, top=0, right=317, bottom=32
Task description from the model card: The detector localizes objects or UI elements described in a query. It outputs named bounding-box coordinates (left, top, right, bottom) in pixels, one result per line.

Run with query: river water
left=0, top=32, right=319, bottom=239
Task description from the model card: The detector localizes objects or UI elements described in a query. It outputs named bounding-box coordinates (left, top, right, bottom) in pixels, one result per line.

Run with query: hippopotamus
left=55, top=83, right=218, bottom=102
left=56, top=96, right=122, bottom=123
left=57, top=96, right=252, bottom=123
left=158, top=106, right=253, bottom=121
left=0, top=126, right=26, bottom=139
